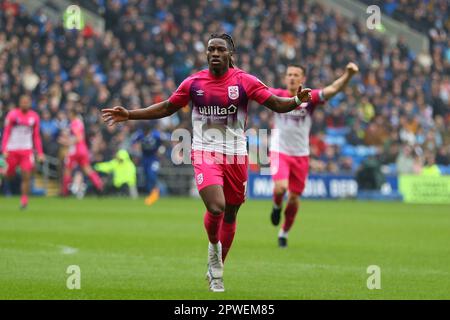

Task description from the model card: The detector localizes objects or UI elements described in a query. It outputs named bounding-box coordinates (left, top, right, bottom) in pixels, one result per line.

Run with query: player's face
left=19, top=96, right=31, bottom=112
left=285, top=66, right=305, bottom=92
left=207, top=38, right=230, bottom=71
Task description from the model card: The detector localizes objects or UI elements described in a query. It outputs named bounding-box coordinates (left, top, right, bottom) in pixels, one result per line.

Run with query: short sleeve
left=310, top=89, right=326, bottom=106
left=242, top=74, right=272, bottom=104
left=168, top=77, right=193, bottom=107
left=306, top=89, right=326, bottom=115
left=268, top=87, right=285, bottom=96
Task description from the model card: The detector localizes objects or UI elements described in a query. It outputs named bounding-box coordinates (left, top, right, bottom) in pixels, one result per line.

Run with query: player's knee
left=21, top=170, right=32, bottom=179
left=224, top=205, right=239, bottom=223
left=274, top=185, right=287, bottom=196
left=224, top=211, right=237, bottom=223
left=82, top=166, right=93, bottom=175
left=207, top=202, right=226, bottom=215
left=287, top=193, right=299, bottom=206
left=224, top=214, right=235, bottom=224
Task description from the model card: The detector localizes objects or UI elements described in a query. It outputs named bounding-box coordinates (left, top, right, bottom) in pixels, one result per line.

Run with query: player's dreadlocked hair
left=209, top=33, right=235, bottom=67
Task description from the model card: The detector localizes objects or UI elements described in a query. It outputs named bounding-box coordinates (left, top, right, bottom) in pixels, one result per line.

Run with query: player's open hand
left=346, top=62, right=359, bottom=75
left=37, top=154, right=45, bottom=163
left=102, top=106, right=129, bottom=126
left=296, top=86, right=312, bottom=103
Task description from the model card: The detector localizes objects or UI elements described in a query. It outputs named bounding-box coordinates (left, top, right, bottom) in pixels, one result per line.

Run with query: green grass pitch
left=0, top=196, right=449, bottom=299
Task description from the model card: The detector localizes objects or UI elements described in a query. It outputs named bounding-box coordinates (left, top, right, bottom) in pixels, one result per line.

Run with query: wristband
left=294, top=95, right=301, bottom=105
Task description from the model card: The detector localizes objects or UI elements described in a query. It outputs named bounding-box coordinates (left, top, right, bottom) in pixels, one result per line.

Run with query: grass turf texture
left=0, top=197, right=449, bottom=299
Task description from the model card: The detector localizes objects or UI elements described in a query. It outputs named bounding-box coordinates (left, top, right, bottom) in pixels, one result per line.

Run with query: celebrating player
left=102, top=33, right=312, bottom=292
left=269, top=63, right=359, bottom=247
left=1, top=94, right=45, bottom=209
left=60, top=109, right=104, bottom=196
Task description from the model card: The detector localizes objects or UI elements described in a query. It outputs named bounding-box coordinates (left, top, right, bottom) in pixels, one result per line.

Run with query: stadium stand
left=1, top=0, right=449, bottom=194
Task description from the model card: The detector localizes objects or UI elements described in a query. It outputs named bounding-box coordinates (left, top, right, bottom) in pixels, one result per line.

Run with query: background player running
left=102, top=33, right=311, bottom=292
left=59, top=109, right=104, bottom=196
left=131, top=123, right=162, bottom=205
left=269, top=62, right=359, bottom=247
left=1, top=94, right=45, bottom=209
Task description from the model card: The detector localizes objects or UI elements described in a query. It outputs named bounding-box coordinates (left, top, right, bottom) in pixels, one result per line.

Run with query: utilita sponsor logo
left=198, top=105, right=237, bottom=116
left=288, top=106, right=308, bottom=117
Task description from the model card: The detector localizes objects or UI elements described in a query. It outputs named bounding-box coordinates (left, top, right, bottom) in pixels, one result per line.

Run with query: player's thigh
left=142, top=158, right=153, bottom=176
left=192, top=150, right=225, bottom=213
left=5, top=152, right=19, bottom=176
left=64, top=154, right=77, bottom=172
left=78, top=153, right=90, bottom=168
left=146, top=160, right=160, bottom=181
left=223, top=155, right=248, bottom=206
left=19, top=151, right=35, bottom=173
left=288, top=156, right=309, bottom=195
left=270, top=151, right=289, bottom=182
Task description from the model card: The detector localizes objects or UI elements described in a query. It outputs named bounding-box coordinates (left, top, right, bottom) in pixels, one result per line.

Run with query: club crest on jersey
left=197, top=173, right=204, bottom=185
left=228, top=86, right=239, bottom=100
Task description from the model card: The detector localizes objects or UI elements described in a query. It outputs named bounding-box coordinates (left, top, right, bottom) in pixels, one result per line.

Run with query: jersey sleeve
left=306, top=89, right=326, bottom=115
left=242, top=74, right=273, bottom=104
left=1, top=112, right=13, bottom=152
left=168, top=77, right=193, bottom=108
left=311, top=89, right=326, bottom=106
left=33, top=114, right=43, bottom=155
left=268, top=87, right=284, bottom=96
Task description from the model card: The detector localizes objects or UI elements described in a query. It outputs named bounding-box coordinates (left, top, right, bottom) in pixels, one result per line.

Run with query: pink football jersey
left=169, top=68, right=272, bottom=155
left=269, top=88, right=325, bottom=156
left=69, top=117, right=89, bottom=155
left=2, top=108, right=43, bottom=154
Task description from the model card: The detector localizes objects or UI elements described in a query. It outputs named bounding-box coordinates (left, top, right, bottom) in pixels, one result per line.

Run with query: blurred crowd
left=0, top=0, right=449, bottom=178
left=360, top=0, right=449, bottom=38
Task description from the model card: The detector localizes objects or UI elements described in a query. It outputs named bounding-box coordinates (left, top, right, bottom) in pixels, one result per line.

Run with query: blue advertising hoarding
left=248, top=172, right=398, bottom=199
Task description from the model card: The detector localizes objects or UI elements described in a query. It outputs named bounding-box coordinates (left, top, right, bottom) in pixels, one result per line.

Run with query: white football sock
left=278, top=229, right=288, bottom=238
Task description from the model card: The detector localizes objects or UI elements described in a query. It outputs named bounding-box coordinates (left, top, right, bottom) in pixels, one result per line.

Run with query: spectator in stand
left=421, top=151, right=441, bottom=176
left=396, top=145, right=420, bottom=175
left=319, top=145, right=340, bottom=173
left=436, top=145, right=450, bottom=166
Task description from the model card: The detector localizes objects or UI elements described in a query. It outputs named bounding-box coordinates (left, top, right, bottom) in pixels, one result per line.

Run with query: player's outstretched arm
left=102, top=100, right=182, bottom=126
left=322, top=62, right=359, bottom=100
left=33, top=117, right=45, bottom=162
left=263, top=86, right=312, bottom=113
left=1, top=115, right=12, bottom=158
